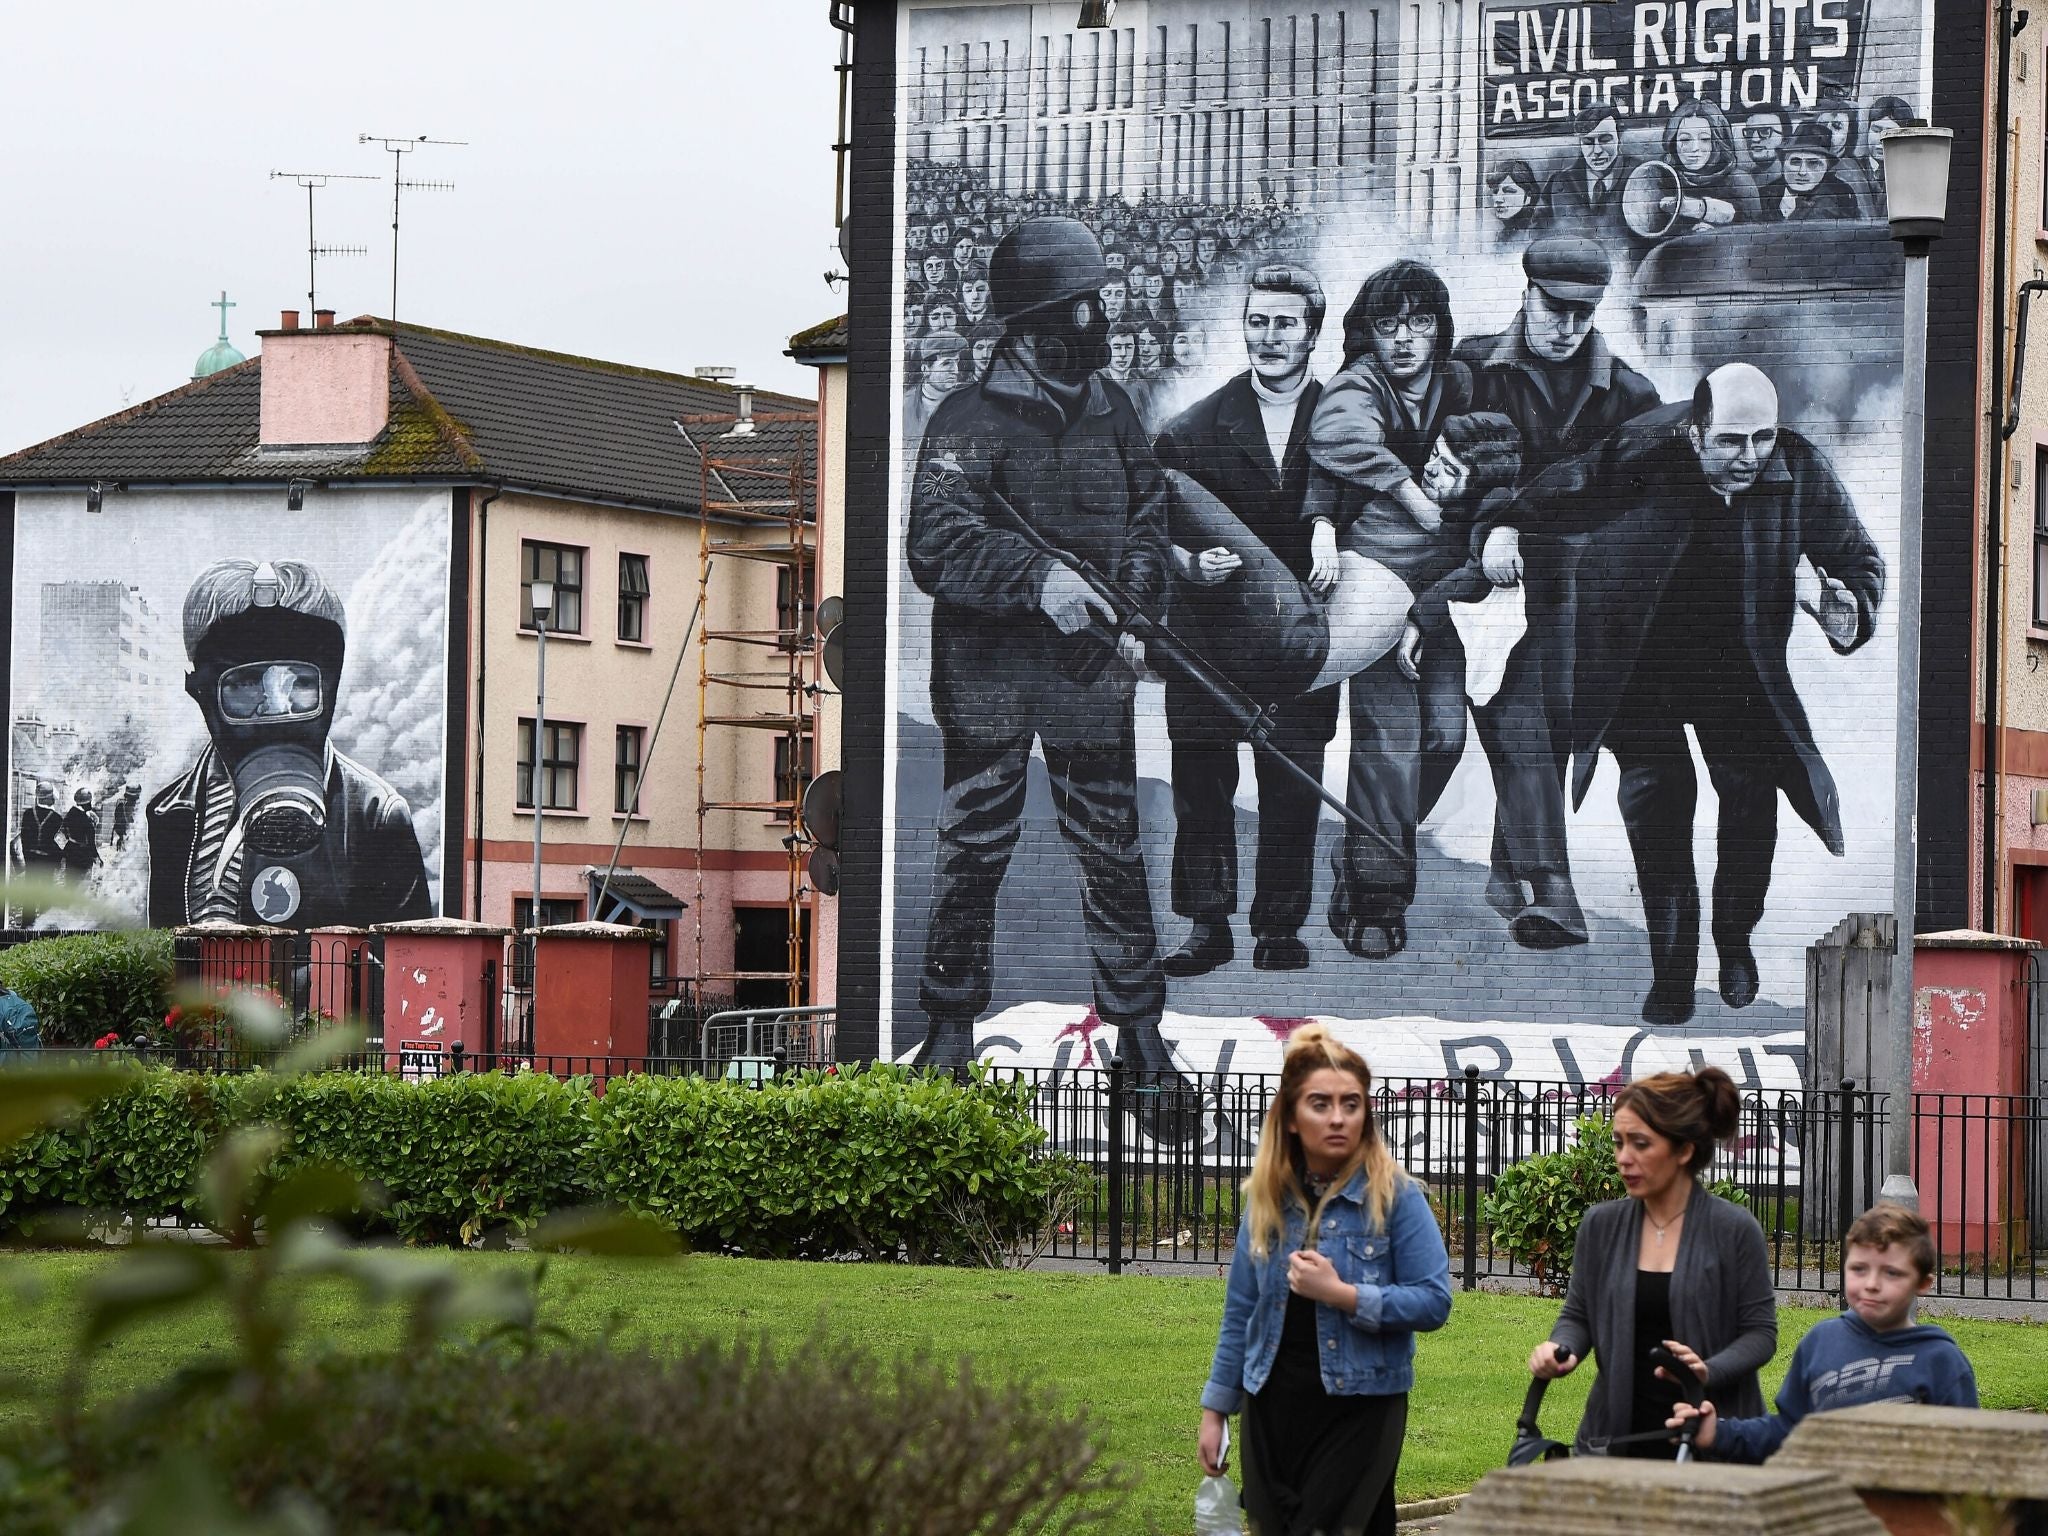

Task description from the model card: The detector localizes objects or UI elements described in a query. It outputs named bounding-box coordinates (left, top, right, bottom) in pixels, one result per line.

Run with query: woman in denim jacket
left=1199, top=1026, right=1453, bottom=1535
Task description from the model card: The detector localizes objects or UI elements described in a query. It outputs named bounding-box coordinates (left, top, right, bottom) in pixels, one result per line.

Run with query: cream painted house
left=0, top=312, right=827, bottom=1010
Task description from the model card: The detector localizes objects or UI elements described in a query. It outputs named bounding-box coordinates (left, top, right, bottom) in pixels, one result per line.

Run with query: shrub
left=0, top=932, right=173, bottom=1046
left=1483, top=1113, right=1747, bottom=1293
left=271, top=1070, right=593, bottom=1244
left=14, top=1336, right=1133, bottom=1535
left=586, top=1064, right=1056, bottom=1261
left=0, top=1065, right=1058, bottom=1258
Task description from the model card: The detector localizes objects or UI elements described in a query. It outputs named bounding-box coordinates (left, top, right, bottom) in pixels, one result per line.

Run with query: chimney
left=279, top=310, right=301, bottom=331
left=259, top=321, right=392, bottom=448
left=728, top=382, right=756, bottom=437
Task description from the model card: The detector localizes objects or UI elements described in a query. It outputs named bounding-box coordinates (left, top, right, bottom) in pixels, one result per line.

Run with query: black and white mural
left=883, top=0, right=1925, bottom=1094
left=7, top=489, right=449, bottom=928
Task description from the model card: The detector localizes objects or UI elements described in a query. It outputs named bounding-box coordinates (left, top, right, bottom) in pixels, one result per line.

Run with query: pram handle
left=1517, top=1345, right=1574, bottom=1433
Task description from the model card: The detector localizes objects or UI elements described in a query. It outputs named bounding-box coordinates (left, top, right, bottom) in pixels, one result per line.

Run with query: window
left=517, top=719, right=582, bottom=811
left=773, top=732, right=815, bottom=820
left=776, top=566, right=817, bottom=652
left=615, top=725, right=645, bottom=815
left=636, top=918, right=671, bottom=981
left=521, top=541, right=584, bottom=633
left=509, top=897, right=581, bottom=986
left=617, top=553, right=649, bottom=642
left=2036, top=447, right=2048, bottom=627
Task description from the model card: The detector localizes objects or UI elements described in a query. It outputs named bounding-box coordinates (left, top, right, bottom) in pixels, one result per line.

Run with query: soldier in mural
left=1457, top=238, right=1661, bottom=951
left=905, top=216, right=1180, bottom=1083
left=12, top=784, right=65, bottom=891
left=1153, top=263, right=1333, bottom=976
left=147, top=559, right=431, bottom=930
left=1480, top=364, right=1885, bottom=1024
left=60, top=789, right=101, bottom=888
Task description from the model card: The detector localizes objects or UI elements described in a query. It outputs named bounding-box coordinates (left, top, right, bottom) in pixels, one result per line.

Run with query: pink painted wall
left=1911, top=935, right=2036, bottom=1259
left=259, top=331, right=392, bottom=445
left=380, top=922, right=509, bottom=1067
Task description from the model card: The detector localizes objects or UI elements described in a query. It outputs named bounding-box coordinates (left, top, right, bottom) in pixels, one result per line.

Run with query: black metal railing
left=986, top=1063, right=2041, bottom=1303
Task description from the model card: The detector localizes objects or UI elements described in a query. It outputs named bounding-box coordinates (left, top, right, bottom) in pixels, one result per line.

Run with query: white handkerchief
left=1448, top=583, right=1528, bottom=707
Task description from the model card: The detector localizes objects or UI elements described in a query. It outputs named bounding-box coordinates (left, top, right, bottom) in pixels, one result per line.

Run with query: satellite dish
left=808, top=846, right=841, bottom=897
left=822, top=624, right=845, bottom=690
left=837, top=220, right=853, bottom=267
left=801, top=769, right=843, bottom=849
left=817, top=594, right=845, bottom=632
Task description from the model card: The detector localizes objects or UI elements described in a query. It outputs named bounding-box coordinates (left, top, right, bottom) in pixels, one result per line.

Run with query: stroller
left=1509, top=1344, right=1708, bottom=1466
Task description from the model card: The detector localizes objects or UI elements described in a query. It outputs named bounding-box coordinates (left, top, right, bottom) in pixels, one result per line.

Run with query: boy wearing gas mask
left=146, top=558, right=432, bottom=928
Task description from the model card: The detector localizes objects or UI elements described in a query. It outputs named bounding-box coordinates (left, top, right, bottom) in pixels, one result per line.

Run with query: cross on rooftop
left=211, top=290, right=235, bottom=342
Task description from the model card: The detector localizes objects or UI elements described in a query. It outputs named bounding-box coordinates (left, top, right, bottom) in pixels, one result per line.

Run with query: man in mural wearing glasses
left=146, top=558, right=431, bottom=929
left=906, top=216, right=1183, bottom=1095
left=1479, top=363, right=1884, bottom=1024
left=1453, top=237, right=1662, bottom=952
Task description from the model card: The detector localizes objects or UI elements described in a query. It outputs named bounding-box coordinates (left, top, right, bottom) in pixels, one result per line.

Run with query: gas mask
left=1019, top=292, right=1111, bottom=388
left=186, top=605, right=344, bottom=861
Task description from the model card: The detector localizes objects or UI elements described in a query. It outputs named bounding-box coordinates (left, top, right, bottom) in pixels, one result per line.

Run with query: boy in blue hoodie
left=1667, top=1204, right=1977, bottom=1462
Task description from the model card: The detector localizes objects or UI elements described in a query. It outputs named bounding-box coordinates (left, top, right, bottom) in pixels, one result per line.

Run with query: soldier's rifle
left=982, top=484, right=1404, bottom=861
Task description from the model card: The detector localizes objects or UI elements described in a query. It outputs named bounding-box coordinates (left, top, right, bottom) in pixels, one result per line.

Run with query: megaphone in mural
left=1620, top=160, right=1685, bottom=239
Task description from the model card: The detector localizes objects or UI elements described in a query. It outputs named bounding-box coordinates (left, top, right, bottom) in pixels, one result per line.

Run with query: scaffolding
left=678, top=408, right=819, bottom=1012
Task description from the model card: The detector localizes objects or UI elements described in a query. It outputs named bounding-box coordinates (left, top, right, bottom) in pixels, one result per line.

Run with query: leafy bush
left=585, top=1064, right=1055, bottom=1261
left=0, top=932, right=173, bottom=1046
left=20, top=1338, right=1132, bottom=1535
left=1483, top=1113, right=1747, bottom=1293
left=0, top=1064, right=1056, bottom=1259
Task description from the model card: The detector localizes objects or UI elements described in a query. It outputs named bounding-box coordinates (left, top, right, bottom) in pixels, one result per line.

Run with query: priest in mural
left=146, top=558, right=432, bottom=929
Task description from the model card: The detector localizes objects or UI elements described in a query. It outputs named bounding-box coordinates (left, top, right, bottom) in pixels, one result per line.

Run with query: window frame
left=614, top=723, right=647, bottom=817
left=520, top=540, right=586, bottom=636
left=617, top=551, right=651, bottom=646
left=516, top=716, right=585, bottom=813
left=776, top=565, right=817, bottom=654
left=772, top=731, right=815, bottom=823
left=2034, top=442, right=2048, bottom=631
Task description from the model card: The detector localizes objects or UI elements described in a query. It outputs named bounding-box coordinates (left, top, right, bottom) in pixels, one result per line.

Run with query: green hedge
left=0, top=932, right=173, bottom=1046
left=0, top=1065, right=1057, bottom=1257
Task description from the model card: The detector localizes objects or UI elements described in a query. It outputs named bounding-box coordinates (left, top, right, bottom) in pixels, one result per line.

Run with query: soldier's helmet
left=988, top=217, right=1109, bottom=322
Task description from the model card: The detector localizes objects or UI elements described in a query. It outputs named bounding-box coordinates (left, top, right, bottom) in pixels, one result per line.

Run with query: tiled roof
left=786, top=314, right=848, bottom=361
left=0, top=319, right=816, bottom=519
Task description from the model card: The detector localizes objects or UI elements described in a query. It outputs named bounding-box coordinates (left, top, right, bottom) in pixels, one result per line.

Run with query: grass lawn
left=3, top=1253, right=2045, bottom=1531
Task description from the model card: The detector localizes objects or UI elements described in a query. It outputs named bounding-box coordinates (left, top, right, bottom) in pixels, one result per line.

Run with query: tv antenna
left=358, top=133, right=464, bottom=321
left=270, top=170, right=374, bottom=317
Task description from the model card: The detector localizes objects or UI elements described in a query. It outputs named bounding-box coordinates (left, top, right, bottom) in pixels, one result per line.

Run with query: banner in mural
left=884, top=0, right=1925, bottom=1097
left=7, top=488, right=449, bottom=929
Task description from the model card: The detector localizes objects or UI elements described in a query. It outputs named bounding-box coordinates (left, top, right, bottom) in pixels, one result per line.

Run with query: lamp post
left=528, top=580, right=553, bottom=941
left=1880, top=120, right=1952, bottom=1211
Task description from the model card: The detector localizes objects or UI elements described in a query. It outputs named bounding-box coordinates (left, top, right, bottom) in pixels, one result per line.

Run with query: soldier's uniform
left=907, top=217, right=1174, bottom=1077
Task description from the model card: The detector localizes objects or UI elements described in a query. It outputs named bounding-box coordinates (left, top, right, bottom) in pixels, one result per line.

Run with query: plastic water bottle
left=1194, top=1473, right=1244, bottom=1536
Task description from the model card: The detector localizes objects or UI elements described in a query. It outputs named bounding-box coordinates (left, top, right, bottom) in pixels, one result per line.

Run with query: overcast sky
left=0, top=1, right=846, bottom=454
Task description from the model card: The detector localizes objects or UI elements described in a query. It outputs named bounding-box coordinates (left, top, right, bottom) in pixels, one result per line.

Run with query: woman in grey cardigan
left=1525, top=1067, right=1776, bottom=1456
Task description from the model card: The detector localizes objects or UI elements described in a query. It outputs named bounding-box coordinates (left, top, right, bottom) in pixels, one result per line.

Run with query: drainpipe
left=1984, top=0, right=2018, bottom=931
left=473, top=488, right=501, bottom=921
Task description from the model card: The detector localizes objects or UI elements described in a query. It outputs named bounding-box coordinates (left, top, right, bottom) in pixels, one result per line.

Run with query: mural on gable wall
left=7, top=489, right=449, bottom=930
left=883, top=0, right=1926, bottom=1104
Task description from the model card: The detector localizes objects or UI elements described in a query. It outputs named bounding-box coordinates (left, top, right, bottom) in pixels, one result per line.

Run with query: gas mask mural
left=5, top=489, right=448, bottom=931
left=149, top=558, right=433, bottom=928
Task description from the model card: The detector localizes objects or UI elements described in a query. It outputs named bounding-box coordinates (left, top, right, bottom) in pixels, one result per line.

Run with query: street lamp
left=528, top=579, right=553, bottom=942
left=1881, top=120, right=1952, bottom=1212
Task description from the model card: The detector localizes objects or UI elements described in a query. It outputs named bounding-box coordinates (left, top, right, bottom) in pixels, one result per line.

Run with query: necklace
left=1646, top=1204, right=1686, bottom=1245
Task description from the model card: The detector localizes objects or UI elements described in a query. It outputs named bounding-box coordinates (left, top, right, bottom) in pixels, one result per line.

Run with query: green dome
left=193, top=338, right=246, bottom=378
left=193, top=290, right=244, bottom=379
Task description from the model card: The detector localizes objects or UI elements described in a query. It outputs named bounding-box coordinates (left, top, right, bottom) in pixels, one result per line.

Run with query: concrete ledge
left=1775, top=1403, right=2048, bottom=1501
left=1439, top=1459, right=1882, bottom=1535
left=1915, top=929, right=2039, bottom=951
left=373, top=917, right=515, bottom=938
